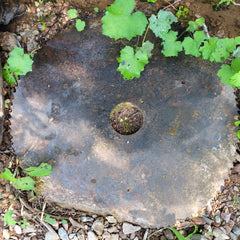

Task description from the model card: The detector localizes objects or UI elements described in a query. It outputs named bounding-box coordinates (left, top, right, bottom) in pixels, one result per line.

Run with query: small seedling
left=233, top=194, right=240, bottom=206
left=76, top=19, right=86, bottom=32
left=168, top=225, right=198, bottom=240
left=176, top=6, right=189, bottom=19
left=67, top=9, right=78, bottom=19
left=45, top=215, right=56, bottom=225
left=62, top=219, right=67, bottom=224
left=94, top=7, right=99, bottom=12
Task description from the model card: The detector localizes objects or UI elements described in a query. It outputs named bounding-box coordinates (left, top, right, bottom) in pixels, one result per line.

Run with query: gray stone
left=81, top=216, right=94, bottom=223
left=229, top=232, right=237, bottom=240
left=212, top=228, right=229, bottom=239
left=203, top=216, right=213, bottom=225
left=102, top=231, right=111, bottom=240
left=3, top=229, right=10, bottom=240
left=232, top=225, right=240, bottom=235
left=190, top=234, right=207, bottom=240
left=45, top=231, right=59, bottom=240
left=163, top=229, right=174, bottom=240
left=76, top=229, right=85, bottom=240
left=87, top=231, right=98, bottom=240
left=92, top=218, right=104, bottom=235
left=58, top=227, right=69, bottom=240
left=23, top=225, right=36, bottom=234
left=110, top=234, right=119, bottom=240
left=221, top=212, right=231, bottom=223
left=106, top=216, right=117, bottom=224
left=14, top=225, right=22, bottom=235
left=12, top=18, right=238, bottom=228
left=107, top=226, right=118, bottom=233
left=69, top=234, right=78, bottom=240
left=122, top=223, right=141, bottom=235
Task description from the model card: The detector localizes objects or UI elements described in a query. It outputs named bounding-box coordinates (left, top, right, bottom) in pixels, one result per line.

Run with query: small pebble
left=14, top=224, right=22, bottom=235
left=3, top=229, right=10, bottom=240
left=122, top=223, right=141, bottom=235
left=76, top=229, right=85, bottom=240
left=92, top=218, right=104, bottom=235
left=87, top=231, right=98, bottom=240
left=163, top=229, right=174, bottom=240
left=106, top=216, right=117, bottom=224
left=110, top=234, right=119, bottom=240
left=232, top=225, right=240, bottom=235
left=58, top=227, right=69, bottom=240
left=212, top=228, right=229, bottom=239
left=81, top=216, right=94, bottom=222
left=107, top=226, right=118, bottom=233
left=229, top=232, right=237, bottom=240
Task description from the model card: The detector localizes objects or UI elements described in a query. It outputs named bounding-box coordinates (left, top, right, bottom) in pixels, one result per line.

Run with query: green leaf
left=117, top=46, right=149, bottom=80
left=186, top=17, right=205, bottom=32
left=101, top=0, right=148, bottom=40
left=147, top=0, right=157, bottom=2
left=232, top=58, right=240, bottom=73
left=94, top=7, right=99, bottom=12
left=67, top=9, right=78, bottom=19
left=200, top=37, right=236, bottom=62
left=75, top=19, right=86, bottom=32
left=182, top=31, right=207, bottom=57
left=219, top=0, right=232, bottom=5
left=161, top=31, right=183, bottom=57
left=0, top=168, right=17, bottom=183
left=4, top=210, right=17, bottom=226
left=0, top=193, right=2, bottom=199
left=14, top=177, right=35, bottom=191
left=149, top=10, right=177, bottom=40
left=62, top=219, right=67, bottom=224
left=25, top=163, right=53, bottom=177
left=230, top=72, right=240, bottom=88
left=2, top=64, right=17, bottom=84
left=217, top=64, right=235, bottom=86
left=7, top=47, right=33, bottom=76
left=168, top=226, right=185, bottom=240
left=234, top=121, right=240, bottom=127
left=45, top=215, right=56, bottom=225
left=235, top=36, right=240, bottom=44
left=217, top=59, right=240, bottom=87
left=141, top=41, right=154, bottom=58
left=237, top=130, right=240, bottom=139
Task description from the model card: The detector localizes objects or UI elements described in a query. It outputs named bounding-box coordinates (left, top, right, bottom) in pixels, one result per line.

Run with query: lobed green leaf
left=76, top=19, right=86, bottom=32
left=161, top=31, right=182, bottom=57
left=117, top=46, right=149, bottom=80
left=101, top=0, right=148, bottom=40
left=186, top=17, right=205, bottom=32
left=149, top=10, right=177, bottom=40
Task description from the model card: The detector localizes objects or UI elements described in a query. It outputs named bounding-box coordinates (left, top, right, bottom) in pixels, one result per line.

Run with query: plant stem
left=142, top=24, right=150, bottom=46
left=136, top=36, right=140, bottom=48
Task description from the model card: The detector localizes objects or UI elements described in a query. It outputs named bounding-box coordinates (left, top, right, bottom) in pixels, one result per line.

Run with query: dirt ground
left=0, top=0, right=240, bottom=239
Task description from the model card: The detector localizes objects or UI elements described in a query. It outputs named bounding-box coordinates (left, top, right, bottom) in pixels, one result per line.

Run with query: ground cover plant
left=101, top=0, right=240, bottom=87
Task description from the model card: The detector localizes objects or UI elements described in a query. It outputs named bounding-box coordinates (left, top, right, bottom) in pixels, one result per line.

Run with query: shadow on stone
left=12, top=17, right=237, bottom=227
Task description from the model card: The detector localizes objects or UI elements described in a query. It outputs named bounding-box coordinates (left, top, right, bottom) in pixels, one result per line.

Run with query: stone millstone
left=11, top=18, right=238, bottom=227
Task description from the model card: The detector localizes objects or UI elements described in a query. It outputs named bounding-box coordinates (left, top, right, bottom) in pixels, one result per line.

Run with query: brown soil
left=110, top=102, right=143, bottom=135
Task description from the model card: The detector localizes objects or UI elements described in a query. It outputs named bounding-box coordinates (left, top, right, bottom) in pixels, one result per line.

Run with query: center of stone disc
left=110, top=102, right=143, bottom=135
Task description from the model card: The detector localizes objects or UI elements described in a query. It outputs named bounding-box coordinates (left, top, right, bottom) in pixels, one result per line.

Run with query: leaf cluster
left=0, top=162, right=53, bottom=191
left=4, top=210, right=28, bottom=228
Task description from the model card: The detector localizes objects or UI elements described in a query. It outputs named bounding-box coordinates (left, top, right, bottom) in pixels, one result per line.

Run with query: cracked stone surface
left=11, top=18, right=238, bottom=227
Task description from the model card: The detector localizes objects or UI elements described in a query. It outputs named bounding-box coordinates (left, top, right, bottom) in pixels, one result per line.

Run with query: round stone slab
left=12, top=19, right=237, bottom=227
